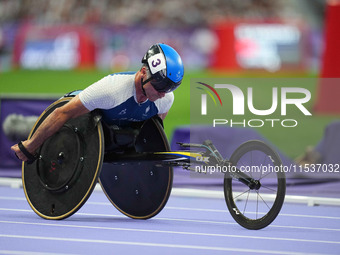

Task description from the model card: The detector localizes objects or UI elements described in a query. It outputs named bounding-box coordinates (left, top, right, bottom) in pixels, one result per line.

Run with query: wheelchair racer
left=11, top=43, right=184, bottom=162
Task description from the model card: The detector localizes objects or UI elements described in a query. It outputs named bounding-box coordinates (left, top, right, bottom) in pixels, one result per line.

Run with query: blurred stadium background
left=0, top=0, right=340, bottom=173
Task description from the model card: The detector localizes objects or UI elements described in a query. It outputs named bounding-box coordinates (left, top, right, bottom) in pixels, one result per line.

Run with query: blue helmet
left=142, top=43, right=184, bottom=93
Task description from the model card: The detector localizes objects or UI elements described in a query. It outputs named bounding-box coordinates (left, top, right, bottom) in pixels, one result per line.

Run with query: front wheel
left=224, top=140, right=286, bottom=230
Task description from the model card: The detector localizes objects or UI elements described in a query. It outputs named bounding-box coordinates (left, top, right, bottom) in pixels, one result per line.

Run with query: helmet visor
left=150, top=77, right=181, bottom=93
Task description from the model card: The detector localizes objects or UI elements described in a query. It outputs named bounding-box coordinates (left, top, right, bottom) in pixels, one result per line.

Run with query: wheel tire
left=224, top=140, right=286, bottom=230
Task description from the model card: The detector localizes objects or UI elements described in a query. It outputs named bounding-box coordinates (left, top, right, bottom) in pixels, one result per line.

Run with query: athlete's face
left=144, top=82, right=166, bottom=102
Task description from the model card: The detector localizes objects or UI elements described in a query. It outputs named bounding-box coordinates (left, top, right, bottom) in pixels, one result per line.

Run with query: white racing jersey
left=79, top=72, right=174, bottom=126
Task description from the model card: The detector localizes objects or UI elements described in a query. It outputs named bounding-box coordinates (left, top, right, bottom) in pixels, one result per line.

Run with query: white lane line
left=0, top=220, right=339, bottom=245
left=89, top=203, right=340, bottom=221
left=2, top=197, right=340, bottom=221
left=64, top=201, right=340, bottom=220
left=0, top=196, right=25, bottom=201
left=0, top=234, right=328, bottom=255
left=0, top=208, right=30, bottom=213
left=1, top=208, right=340, bottom=232
left=0, top=250, right=77, bottom=255
left=165, top=206, right=340, bottom=220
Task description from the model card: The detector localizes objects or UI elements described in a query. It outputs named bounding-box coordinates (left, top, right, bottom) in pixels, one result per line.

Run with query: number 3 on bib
left=148, top=53, right=166, bottom=74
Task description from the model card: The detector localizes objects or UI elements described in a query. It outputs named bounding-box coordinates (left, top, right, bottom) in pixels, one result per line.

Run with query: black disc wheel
left=100, top=117, right=173, bottom=219
left=224, top=140, right=286, bottom=230
left=22, top=97, right=104, bottom=220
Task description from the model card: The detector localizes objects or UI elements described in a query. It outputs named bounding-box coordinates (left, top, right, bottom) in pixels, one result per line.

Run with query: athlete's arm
left=156, top=92, right=173, bottom=121
left=158, top=112, right=168, bottom=120
left=11, top=95, right=90, bottom=162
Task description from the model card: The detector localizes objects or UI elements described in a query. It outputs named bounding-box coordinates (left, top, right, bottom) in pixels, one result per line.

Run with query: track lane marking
left=0, top=234, right=329, bottom=255
left=1, top=208, right=340, bottom=232
left=0, top=220, right=340, bottom=245
left=0, top=250, right=76, bottom=255
left=2, top=195, right=340, bottom=220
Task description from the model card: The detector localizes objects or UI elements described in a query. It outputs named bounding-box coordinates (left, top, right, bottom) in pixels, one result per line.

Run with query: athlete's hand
left=11, top=140, right=30, bottom=162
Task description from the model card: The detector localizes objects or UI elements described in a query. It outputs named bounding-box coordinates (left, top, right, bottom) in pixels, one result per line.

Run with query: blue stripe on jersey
left=101, top=96, right=159, bottom=126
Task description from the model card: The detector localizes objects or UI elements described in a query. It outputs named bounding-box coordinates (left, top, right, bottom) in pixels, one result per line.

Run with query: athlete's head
left=141, top=43, right=184, bottom=93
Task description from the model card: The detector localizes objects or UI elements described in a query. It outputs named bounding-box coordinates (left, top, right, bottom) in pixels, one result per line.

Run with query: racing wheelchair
left=22, top=96, right=286, bottom=230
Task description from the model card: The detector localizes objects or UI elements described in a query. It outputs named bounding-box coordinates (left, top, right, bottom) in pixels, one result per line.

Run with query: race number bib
left=147, top=53, right=166, bottom=74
